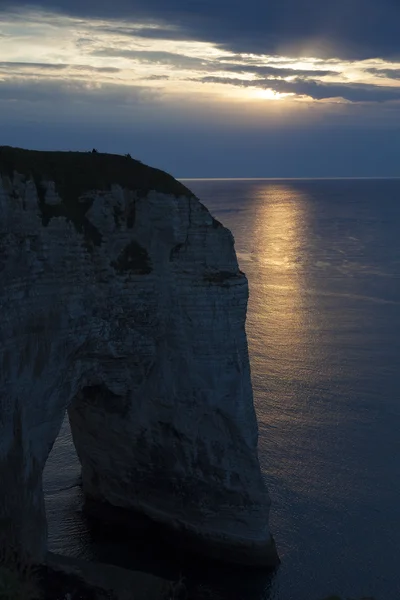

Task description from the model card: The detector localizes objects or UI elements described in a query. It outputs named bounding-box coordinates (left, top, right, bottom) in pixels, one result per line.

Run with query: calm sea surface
left=44, top=179, right=400, bottom=600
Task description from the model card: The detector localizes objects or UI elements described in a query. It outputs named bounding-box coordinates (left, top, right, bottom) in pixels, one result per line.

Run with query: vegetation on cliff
left=0, top=147, right=192, bottom=201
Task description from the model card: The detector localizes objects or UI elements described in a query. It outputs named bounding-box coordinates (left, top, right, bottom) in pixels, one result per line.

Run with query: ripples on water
left=44, top=179, right=400, bottom=600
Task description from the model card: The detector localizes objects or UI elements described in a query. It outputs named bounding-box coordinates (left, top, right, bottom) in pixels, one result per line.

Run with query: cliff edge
left=0, top=147, right=278, bottom=567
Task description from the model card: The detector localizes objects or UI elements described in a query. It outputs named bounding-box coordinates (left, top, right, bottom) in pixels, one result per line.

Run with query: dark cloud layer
left=0, top=62, right=68, bottom=71
left=198, top=75, right=400, bottom=103
left=3, top=0, right=400, bottom=61
left=219, top=64, right=338, bottom=78
left=366, top=68, right=400, bottom=80
left=96, top=25, right=191, bottom=43
left=0, top=78, right=156, bottom=106
left=91, top=49, right=210, bottom=70
left=0, top=62, right=120, bottom=73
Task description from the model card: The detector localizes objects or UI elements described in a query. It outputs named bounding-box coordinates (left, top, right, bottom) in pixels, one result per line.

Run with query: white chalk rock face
left=0, top=147, right=278, bottom=567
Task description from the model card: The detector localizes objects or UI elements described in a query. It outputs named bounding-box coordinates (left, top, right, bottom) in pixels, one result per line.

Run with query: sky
left=1, top=1, right=400, bottom=177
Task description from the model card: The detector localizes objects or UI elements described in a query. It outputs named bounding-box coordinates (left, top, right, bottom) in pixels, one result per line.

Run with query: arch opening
left=43, top=381, right=131, bottom=558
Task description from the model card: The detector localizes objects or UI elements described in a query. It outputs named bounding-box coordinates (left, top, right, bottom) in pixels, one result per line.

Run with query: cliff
left=0, top=147, right=278, bottom=567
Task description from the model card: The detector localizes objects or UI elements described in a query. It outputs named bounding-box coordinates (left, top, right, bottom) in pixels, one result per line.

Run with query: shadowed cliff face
left=0, top=147, right=278, bottom=567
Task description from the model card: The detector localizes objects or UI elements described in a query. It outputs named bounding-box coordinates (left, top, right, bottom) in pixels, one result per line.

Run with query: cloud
left=366, top=68, right=400, bottom=80
left=143, top=74, right=170, bottom=81
left=0, top=61, right=68, bottom=71
left=95, top=24, right=190, bottom=42
left=0, top=62, right=122, bottom=82
left=218, top=64, right=338, bottom=78
left=197, top=76, right=400, bottom=103
left=91, top=48, right=210, bottom=70
left=1, top=0, right=400, bottom=61
left=1, top=7, right=399, bottom=108
left=90, top=48, right=338, bottom=78
left=72, top=65, right=121, bottom=73
left=0, top=78, right=157, bottom=107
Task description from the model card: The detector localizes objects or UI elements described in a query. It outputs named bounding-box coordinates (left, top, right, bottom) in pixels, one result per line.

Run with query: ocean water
left=44, top=179, right=400, bottom=600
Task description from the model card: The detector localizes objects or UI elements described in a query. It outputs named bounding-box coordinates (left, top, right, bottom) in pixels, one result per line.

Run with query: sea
left=43, top=178, right=400, bottom=600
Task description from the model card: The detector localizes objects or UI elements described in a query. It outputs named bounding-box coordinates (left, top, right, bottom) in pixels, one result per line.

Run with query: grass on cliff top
left=0, top=146, right=193, bottom=199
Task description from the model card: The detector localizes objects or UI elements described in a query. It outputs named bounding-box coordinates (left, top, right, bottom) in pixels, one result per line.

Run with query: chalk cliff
left=0, top=147, right=278, bottom=567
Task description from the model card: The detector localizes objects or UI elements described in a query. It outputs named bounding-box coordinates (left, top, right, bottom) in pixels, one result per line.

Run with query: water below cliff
left=44, top=178, right=400, bottom=600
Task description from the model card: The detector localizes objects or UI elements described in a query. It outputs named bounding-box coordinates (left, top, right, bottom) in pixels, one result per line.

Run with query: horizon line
left=179, top=176, right=400, bottom=181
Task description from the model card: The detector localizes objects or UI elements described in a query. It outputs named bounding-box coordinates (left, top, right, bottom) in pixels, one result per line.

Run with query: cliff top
left=0, top=146, right=192, bottom=199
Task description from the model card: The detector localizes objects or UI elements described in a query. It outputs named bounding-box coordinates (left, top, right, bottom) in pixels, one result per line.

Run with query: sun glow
left=252, top=88, right=293, bottom=101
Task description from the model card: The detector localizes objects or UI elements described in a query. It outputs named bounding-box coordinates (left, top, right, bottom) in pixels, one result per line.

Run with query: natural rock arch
left=0, top=147, right=278, bottom=567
